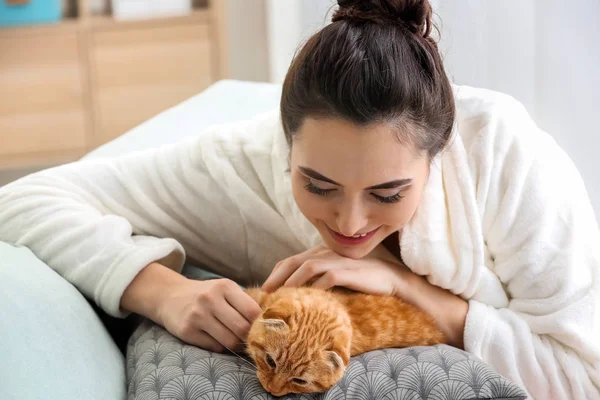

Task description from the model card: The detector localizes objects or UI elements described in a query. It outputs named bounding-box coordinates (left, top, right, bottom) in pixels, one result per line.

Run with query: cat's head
left=246, top=295, right=351, bottom=396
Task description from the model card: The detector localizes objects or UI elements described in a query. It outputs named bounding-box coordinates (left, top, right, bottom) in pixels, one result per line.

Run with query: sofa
left=0, top=80, right=527, bottom=400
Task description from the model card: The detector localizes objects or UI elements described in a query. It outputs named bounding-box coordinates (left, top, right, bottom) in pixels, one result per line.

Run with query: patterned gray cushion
left=127, top=319, right=527, bottom=400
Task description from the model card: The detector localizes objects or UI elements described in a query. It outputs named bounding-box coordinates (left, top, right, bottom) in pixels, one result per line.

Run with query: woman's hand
left=261, top=246, right=469, bottom=348
left=261, top=245, right=411, bottom=296
left=121, top=262, right=263, bottom=353
left=158, top=278, right=263, bottom=353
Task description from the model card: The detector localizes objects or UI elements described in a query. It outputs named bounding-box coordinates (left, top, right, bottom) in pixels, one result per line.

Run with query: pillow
left=127, top=319, right=527, bottom=400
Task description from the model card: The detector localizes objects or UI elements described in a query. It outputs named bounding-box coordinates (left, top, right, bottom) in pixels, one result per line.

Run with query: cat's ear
left=262, top=304, right=290, bottom=322
left=329, top=334, right=350, bottom=367
left=327, top=333, right=350, bottom=369
left=326, top=351, right=347, bottom=371
left=260, top=318, right=289, bottom=331
left=260, top=305, right=290, bottom=331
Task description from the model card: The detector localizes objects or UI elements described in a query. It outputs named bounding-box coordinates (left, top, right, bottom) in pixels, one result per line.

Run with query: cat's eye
left=265, top=354, right=276, bottom=368
left=292, top=378, right=307, bottom=385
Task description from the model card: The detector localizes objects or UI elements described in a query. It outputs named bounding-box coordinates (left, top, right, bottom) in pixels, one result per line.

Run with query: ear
left=262, top=303, right=291, bottom=322
left=329, top=334, right=350, bottom=367
left=260, top=304, right=291, bottom=331
left=327, top=351, right=347, bottom=371
left=260, top=318, right=289, bottom=331
left=262, top=303, right=289, bottom=319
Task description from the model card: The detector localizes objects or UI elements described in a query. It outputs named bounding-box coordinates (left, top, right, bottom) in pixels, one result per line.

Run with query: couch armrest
left=0, top=241, right=126, bottom=400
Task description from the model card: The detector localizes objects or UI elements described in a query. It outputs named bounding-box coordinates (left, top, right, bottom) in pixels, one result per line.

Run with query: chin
left=331, top=244, right=369, bottom=259
left=322, top=236, right=378, bottom=259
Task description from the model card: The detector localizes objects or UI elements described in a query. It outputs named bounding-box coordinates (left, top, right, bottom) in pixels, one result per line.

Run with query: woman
left=0, top=0, right=598, bottom=398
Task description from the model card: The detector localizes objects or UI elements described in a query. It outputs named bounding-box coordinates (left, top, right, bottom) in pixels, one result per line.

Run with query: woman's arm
left=0, top=112, right=286, bottom=318
left=466, top=98, right=600, bottom=399
left=120, top=262, right=187, bottom=324
left=367, top=243, right=470, bottom=348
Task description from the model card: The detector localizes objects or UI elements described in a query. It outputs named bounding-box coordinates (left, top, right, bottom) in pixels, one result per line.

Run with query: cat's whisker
left=222, top=345, right=257, bottom=371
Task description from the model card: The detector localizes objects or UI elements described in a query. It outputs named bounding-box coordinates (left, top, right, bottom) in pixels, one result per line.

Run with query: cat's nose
left=266, top=380, right=285, bottom=396
left=266, top=386, right=284, bottom=397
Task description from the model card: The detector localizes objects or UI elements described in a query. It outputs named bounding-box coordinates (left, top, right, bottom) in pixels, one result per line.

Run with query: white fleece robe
left=0, top=86, right=598, bottom=399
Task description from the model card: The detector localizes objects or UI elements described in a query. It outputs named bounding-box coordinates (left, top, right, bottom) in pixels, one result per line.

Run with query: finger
left=262, top=247, right=334, bottom=291
left=223, top=284, right=264, bottom=323
left=268, top=260, right=284, bottom=275
left=213, top=296, right=254, bottom=341
left=284, top=259, right=330, bottom=288
left=311, top=268, right=391, bottom=294
left=181, top=329, right=225, bottom=353
left=200, top=314, right=243, bottom=352
left=261, top=255, right=304, bottom=292
left=310, top=269, right=352, bottom=291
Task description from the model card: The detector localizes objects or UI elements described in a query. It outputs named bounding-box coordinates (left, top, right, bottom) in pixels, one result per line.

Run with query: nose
left=335, top=197, right=368, bottom=236
left=266, top=387, right=287, bottom=397
left=269, top=389, right=286, bottom=397
left=266, top=376, right=286, bottom=396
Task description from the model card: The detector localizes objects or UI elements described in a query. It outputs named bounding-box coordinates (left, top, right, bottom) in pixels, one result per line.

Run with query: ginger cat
left=244, top=286, right=446, bottom=397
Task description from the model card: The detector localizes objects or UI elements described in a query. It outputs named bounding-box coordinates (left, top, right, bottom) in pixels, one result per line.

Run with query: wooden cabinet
left=0, top=1, right=228, bottom=169
left=0, top=30, right=87, bottom=167
left=90, top=22, right=214, bottom=144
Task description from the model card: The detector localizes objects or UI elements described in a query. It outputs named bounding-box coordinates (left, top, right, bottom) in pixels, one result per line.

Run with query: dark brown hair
left=280, top=0, right=455, bottom=159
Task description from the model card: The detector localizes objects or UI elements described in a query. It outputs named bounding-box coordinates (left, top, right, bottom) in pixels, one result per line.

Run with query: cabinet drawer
left=0, top=32, right=87, bottom=158
left=90, top=23, right=214, bottom=145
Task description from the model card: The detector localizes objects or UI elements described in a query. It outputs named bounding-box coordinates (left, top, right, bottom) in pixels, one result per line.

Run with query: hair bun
left=334, top=0, right=433, bottom=38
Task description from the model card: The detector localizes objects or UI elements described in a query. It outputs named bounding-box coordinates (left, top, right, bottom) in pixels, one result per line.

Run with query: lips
left=327, top=226, right=379, bottom=246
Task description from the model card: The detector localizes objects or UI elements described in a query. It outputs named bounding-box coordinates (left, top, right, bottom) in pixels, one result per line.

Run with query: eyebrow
left=298, top=166, right=412, bottom=190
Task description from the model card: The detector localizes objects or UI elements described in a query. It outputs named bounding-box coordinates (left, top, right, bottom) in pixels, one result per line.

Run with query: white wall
left=300, top=0, right=336, bottom=39
left=534, top=1, right=600, bottom=216
left=265, top=0, right=303, bottom=83
left=264, top=0, right=335, bottom=83
left=434, top=0, right=600, bottom=220
left=225, top=0, right=270, bottom=82
left=432, top=1, right=538, bottom=112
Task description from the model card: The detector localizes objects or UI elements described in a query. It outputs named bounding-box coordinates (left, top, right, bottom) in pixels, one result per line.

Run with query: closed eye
left=304, top=178, right=408, bottom=204
left=265, top=354, right=276, bottom=369
left=304, top=181, right=334, bottom=196
left=372, top=192, right=404, bottom=204
left=292, top=378, right=307, bottom=385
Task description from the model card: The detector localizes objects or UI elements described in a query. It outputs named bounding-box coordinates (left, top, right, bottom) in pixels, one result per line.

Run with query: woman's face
left=290, top=117, right=430, bottom=259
